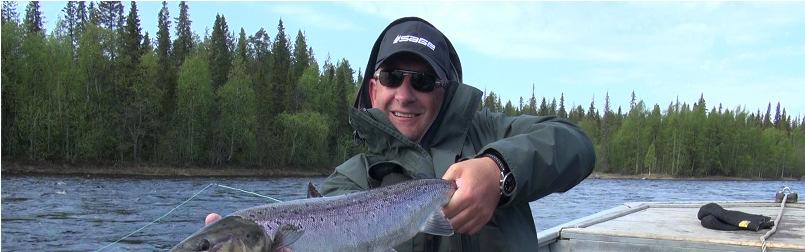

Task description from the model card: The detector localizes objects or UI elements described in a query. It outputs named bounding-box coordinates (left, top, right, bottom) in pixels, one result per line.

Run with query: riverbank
left=589, top=171, right=802, bottom=181
left=1, top=161, right=331, bottom=178
left=2, top=161, right=801, bottom=180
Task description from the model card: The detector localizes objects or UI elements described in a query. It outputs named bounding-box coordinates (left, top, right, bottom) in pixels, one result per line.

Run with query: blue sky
left=31, top=1, right=805, bottom=119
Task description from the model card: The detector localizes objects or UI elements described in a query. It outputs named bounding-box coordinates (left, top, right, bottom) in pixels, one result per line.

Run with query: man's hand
left=441, top=157, right=501, bottom=234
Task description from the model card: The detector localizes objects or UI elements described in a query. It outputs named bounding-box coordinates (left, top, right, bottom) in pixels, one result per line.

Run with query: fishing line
left=95, top=183, right=282, bottom=251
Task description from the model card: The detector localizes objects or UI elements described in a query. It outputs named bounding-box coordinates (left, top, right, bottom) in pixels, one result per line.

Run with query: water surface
left=2, top=175, right=802, bottom=251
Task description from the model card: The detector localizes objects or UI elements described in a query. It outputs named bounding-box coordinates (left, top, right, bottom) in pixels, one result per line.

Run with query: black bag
left=697, top=203, right=774, bottom=231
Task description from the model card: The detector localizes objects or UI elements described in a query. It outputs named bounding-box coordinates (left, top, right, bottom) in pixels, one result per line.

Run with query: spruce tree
left=173, top=1, right=193, bottom=66
left=271, top=19, right=291, bottom=113
left=24, top=1, right=43, bottom=34
left=558, top=94, right=567, bottom=118
left=290, top=30, right=310, bottom=112
left=156, top=1, right=175, bottom=119
left=235, top=27, right=248, bottom=61
left=208, top=14, right=231, bottom=90
left=2, top=1, right=19, bottom=24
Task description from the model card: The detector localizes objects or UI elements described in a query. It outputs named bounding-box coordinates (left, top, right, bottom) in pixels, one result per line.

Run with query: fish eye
left=198, top=239, right=211, bottom=251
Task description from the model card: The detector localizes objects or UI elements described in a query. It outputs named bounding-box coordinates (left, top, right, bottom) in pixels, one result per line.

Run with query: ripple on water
left=2, top=175, right=802, bottom=251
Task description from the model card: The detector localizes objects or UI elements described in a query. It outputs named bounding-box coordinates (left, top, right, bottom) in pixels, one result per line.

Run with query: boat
left=537, top=189, right=803, bottom=251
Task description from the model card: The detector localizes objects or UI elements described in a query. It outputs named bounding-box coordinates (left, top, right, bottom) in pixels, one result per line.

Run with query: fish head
left=171, top=216, right=269, bottom=252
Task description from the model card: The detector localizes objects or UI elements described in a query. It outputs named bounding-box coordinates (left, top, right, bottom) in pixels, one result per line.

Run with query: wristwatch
left=483, top=152, right=515, bottom=198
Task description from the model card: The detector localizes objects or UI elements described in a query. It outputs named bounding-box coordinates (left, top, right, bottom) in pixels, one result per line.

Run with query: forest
left=2, top=1, right=804, bottom=178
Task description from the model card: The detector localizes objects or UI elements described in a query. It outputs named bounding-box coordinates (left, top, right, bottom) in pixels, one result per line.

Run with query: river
left=1, top=175, right=802, bottom=251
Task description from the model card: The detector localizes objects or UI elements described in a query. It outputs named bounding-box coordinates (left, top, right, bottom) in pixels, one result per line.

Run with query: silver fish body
left=171, top=179, right=457, bottom=252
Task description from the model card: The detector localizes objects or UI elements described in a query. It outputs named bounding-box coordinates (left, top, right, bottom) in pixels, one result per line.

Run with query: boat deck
left=538, top=201, right=804, bottom=252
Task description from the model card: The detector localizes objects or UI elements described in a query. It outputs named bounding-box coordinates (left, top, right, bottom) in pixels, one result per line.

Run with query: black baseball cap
left=375, top=20, right=455, bottom=82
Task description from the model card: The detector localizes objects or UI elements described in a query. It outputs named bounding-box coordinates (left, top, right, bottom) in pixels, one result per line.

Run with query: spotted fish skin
left=171, top=179, right=456, bottom=252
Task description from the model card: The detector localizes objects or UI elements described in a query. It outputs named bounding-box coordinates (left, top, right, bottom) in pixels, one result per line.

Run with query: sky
left=26, top=1, right=805, bottom=119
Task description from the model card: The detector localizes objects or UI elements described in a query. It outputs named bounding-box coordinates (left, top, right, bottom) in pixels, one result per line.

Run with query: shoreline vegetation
left=2, top=161, right=801, bottom=181
left=1, top=161, right=330, bottom=178
left=3, top=2, right=804, bottom=180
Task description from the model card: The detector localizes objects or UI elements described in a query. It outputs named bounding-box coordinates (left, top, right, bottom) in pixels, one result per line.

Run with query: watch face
left=503, top=175, right=516, bottom=195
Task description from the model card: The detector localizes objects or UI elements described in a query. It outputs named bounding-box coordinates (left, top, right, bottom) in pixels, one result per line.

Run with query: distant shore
left=1, top=161, right=331, bottom=178
left=1, top=160, right=801, bottom=180
left=588, top=172, right=802, bottom=181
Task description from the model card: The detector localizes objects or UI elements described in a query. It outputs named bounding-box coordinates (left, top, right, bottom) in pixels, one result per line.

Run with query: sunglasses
left=374, top=69, right=449, bottom=92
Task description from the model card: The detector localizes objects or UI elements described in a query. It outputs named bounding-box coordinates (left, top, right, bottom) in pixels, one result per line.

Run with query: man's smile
left=392, top=111, right=420, bottom=118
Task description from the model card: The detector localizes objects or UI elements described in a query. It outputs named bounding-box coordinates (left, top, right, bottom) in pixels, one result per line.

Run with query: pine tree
left=61, top=1, right=78, bottom=46
left=549, top=98, right=557, bottom=115
left=538, top=97, right=548, bottom=116
left=208, top=14, right=231, bottom=90
left=558, top=93, right=567, bottom=118
left=24, top=1, right=43, bottom=34
left=97, top=1, right=124, bottom=31
left=2, top=1, right=19, bottom=24
left=290, top=30, right=310, bottom=112
left=774, top=101, right=782, bottom=128
left=586, top=97, right=597, bottom=120
left=527, top=84, right=537, bottom=115
left=156, top=1, right=175, bottom=120
left=250, top=27, right=272, bottom=165
left=173, top=1, right=193, bottom=66
left=121, top=1, right=143, bottom=67
left=271, top=19, right=291, bottom=113
left=235, top=27, right=248, bottom=61
left=118, top=0, right=149, bottom=161
left=76, top=1, right=87, bottom=31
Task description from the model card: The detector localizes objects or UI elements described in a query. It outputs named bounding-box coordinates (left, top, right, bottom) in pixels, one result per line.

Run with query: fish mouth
left=171, top=216, right=268, bottom=252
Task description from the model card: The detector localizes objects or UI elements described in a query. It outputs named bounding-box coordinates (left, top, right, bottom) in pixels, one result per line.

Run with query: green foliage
left=216, top=57, right=256, bottom=163
left=2, top=2, right=802, bottom=178
left=175, top=49, right=213, bottom=162
left=276, top=112, right=331, bottom=168
left=208, top=14, right=231, bottom=90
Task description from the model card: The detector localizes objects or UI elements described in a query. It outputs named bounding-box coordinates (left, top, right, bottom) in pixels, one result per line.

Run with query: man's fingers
left=205, top=213, right=221, bottom=225
left=443, top=180, right=471, bottom=218
left=449, top=208, right=487, bottom=234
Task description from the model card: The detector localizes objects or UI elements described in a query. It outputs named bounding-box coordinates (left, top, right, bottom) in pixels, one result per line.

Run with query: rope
left=95, top=183, right=282, bottom=251
left=214, top=184, right=283, bottom=203
left=760, top=187, right=790, bottom=252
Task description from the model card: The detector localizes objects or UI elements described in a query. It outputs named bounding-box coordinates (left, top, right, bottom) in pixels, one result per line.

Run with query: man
left=208, top=17, right=595, bottom=251
left=318, top=17, right=595, bottom=251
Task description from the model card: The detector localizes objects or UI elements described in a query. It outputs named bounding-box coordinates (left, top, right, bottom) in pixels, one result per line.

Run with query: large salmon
left=171, top=179, right=457, bottom=252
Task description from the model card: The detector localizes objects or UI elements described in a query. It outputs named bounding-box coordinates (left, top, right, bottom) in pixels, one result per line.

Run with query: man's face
left=369, top=54, right=445, bottom=142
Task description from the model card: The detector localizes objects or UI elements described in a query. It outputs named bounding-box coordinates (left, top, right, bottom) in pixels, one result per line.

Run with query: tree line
left=481, top=87, right=805, bottom=178
left=2, top=1, right=360, bottom=170
left=3, top=2, right=803, bottom=178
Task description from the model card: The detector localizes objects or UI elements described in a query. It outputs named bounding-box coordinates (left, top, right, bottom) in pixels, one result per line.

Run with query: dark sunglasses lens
left=379, top=71, right=404, bottom=87
left=410, top=74, right=436, bottom=92
left=379, top=70, right=439, bottom=92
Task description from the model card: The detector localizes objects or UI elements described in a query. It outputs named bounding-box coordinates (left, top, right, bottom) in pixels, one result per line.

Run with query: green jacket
left=319, top=81, right=596, bottom=251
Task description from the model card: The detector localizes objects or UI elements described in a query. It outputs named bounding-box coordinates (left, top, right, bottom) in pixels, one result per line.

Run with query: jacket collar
left=349, top=82, right=481, bottom=180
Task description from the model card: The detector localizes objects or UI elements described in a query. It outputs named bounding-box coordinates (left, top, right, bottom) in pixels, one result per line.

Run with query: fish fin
left=272, top=224, right=305, bottom=250
left=422, top=210, right=454, bottom=236
left=307, top=182, right=322, bottom=198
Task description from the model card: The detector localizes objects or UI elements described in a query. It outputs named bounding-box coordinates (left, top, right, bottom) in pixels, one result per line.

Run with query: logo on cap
left=393, top=35, right=436, bottom=51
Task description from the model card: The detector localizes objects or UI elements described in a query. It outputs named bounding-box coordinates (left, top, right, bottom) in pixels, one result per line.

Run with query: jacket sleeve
left=471, top=110, right=595, bottom=207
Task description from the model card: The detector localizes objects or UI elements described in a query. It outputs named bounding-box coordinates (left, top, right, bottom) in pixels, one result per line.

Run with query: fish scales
left=234, top=179, right=454, bottom=252
left=171, top=179, right=456, bottom=252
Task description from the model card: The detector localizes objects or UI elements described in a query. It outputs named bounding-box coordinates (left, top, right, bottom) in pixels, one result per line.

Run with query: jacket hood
left=353, top=17, right=476, bottom=150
